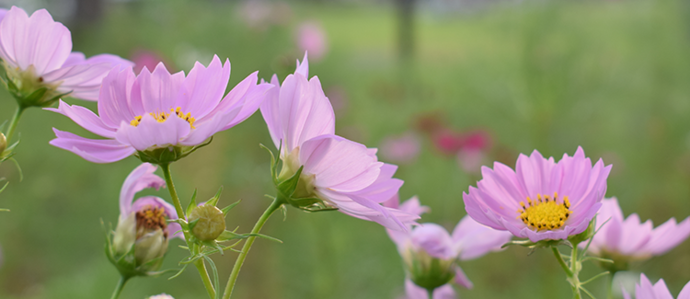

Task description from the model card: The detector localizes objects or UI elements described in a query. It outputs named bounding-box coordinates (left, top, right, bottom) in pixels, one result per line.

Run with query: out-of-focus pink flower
left=404, top=279, right=456, bottom=299
left=583, top=198, right=690, bottom=262
left=260, top=53, right=417, bottom=231
left=433, top=130, right=464, bottom=155
left=455, top=130, right=492, bottom=173
left=380, top=132, right=421, bottom=164
left=463, top=147, right=611, bottom=242
left=622, top=273, right=690, bottom=299
left=0, top=6, right=132, bottom=103
left=48, top=56, right=270, bottom=163
left=296, top=21, right=328, bottom=62
left=385, top=196, right=512, bottom=294
left=131, top=49, right=171, bottom=75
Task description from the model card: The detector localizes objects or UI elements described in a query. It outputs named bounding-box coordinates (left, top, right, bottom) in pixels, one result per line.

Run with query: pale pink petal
left=410, top=224, right=455, bottom=260
left=300, top=135, right=381, bottom=193
left=295, top=52, right=309, bottom=77
left=98, top=67, right=139, bottom=127
left=138, top=63, right=185, bottom=112
left=119, top=163, right=165, bottom=215
left=452, top=215, right=512, bottom=260
left=645, top=217, right=690, bottom=256
left=454, top=266, right=473, bottom=289
left=50, top=128, right=135, bottom=163
left=115, top=114, right=191, bottom=151
left=45, top=100, right=117, bottom=138
left=177, top=55, right=230, bottom=119
left=678, top=280, right=690, bottom=299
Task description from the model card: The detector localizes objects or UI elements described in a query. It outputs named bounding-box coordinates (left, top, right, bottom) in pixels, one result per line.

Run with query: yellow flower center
left=130, top=107, right=196, bottom=129
left=135, top=205, right=168, bottom=238
left=517, top=192, right=571, bottom=231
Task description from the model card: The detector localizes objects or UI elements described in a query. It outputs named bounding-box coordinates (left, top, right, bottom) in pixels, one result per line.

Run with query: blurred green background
left=0, top=0, right=689, bottom=298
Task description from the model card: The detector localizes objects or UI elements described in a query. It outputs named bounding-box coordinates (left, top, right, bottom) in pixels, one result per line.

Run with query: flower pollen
left=130, top=107, right=196, bottom=129
left=135, top=205, right=168, bottom=238
left=517, top=192, right=571, bottom=231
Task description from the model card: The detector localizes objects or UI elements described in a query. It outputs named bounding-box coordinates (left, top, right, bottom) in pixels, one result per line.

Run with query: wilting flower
left=463, top=147, right=611, bottom=242
left=622, top=273, right=690, bottom=299
left=296, top=21, right=328, bottom=62
left=380, top=132, right=421, bottom=164
left=49, top=55, right=270, bottom=163
left=0, top=6, right=132, bottom=106
left=148, top=294, right=175, bottom=299
left=385, top=196, right=512, bottom=294
left=260, top=54, right=417, bottom=230
left=109, top=163, right=181, bottom=275
left=583, top=198, right=690, bottom=270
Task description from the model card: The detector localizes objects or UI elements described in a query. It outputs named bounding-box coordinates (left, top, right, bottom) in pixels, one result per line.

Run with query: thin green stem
left=570, top=246, right=582, bottom=299
left=110, top=276, right=129, bottom=299
left=427, top=288, right=435, bottom=298
left=160, top=163, right=216, bottom=299
left=606, top=273, right=614, bottom=299
left=222, top=197, right=283, bottom=299
left=551, top=247, right=573, bottom=277
left=4, top=106, right=25, bottom=144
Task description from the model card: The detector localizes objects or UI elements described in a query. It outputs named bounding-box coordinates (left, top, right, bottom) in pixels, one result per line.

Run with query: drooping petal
left=49, top=128, right=135, bottom=163
left=452, top=215, right=512, bottom=260
left=454, top=266, right=474, bottom=289
left=119, top=163, right=165, bottom=215
left=45, top=100, right=117, bottom=138
left=645, top=217, right=690, bottom=256
left=352, top=163, right=403, bottom=203
left=320, top=189, right=418, bottom=231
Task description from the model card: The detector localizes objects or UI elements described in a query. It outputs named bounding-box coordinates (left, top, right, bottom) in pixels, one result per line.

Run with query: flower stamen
left=130, top=107, right=196, bottom=129
left=135, top=205, right=168, bottom=238
left=516, top=192, right=571, bottom=231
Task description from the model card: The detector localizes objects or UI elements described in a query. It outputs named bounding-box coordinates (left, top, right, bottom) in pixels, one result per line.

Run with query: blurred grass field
left=0, top=0, right=690, bottom=298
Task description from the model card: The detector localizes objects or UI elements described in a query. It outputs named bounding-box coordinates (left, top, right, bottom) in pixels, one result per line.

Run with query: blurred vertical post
left=396, top=0, right=416, bottom=63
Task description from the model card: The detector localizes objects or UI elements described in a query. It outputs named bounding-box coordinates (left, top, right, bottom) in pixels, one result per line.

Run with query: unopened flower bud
left=0, top=132, right=6, bottom=154
left=189, top=204, right=225, bottom=241
left=404, top=249, right=455, bottom=291
left=149, top=294, right=175, bottom=299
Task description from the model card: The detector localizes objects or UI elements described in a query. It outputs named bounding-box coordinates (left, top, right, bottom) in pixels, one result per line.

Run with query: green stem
left=110, top=276, right=129, bottom=299
left=4, top=106, right=25, bottom=145
left=426, top=288, right=435, bottom=298
left=551, top=246, right=581, bottom=299
left=160, top=163, right=216, bottom=299
left=222, top=197, right=283, bottom=299
left=606, top=273, right=614, bottom=299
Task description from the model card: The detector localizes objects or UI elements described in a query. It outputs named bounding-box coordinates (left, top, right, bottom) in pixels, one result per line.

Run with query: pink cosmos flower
left=622, top=273, right=690, bottom=299
left=48, top=55, right=270, bottom=163
left=385, top=196, right=512, bottom=295
left=584, top=197, right=690, bottom=261
left=463, top=147, right=611, bottom=242
left=0, top=6, right=132, bottom=102
left=296, top=22, right=328, bottom=62
left=380, top=132, right=421, bottom=164
left=260, top=54, right=417, bottom=231
left=112, top=163, right=181, bottom=267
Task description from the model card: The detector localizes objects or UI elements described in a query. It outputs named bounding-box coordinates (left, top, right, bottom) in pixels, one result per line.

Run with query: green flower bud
left=0, top=132, right=6, bottom=154
left=404, top=249, right=455, bottom=291
left=189, top=204, right=225, bottom=241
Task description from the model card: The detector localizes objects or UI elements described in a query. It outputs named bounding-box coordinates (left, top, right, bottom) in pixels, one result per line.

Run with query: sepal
left=135, top=137, right=213, bottom=165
